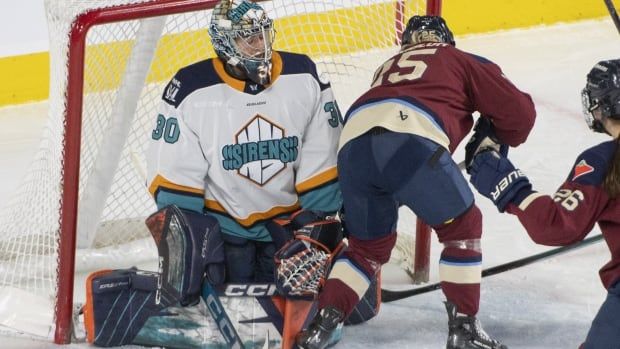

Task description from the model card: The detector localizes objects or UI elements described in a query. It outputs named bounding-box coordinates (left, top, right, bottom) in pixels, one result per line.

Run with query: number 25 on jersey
left=370, top=48, right=437, bottom=88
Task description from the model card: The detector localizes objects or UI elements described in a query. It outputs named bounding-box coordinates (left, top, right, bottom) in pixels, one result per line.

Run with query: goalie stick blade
left=604, top=0, right=620, bottom=35
left=381, top=234, right=604, bottom=303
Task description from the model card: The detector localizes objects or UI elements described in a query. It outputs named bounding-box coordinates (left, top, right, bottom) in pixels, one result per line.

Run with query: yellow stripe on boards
left=443, top=0, right=609, bottom=35
left=0, top=0, right=609, bottom=107
left=0, top=52, right=49, bottom=106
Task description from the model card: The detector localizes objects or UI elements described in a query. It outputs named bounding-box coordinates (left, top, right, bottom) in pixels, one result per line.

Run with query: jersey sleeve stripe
left=148, top=174, right=204, bottom=197
left=517, top=192, right=546, bottom=210
left=205, top=199, right=300, bottom=227
left=295, top=166, right=338, bottom=194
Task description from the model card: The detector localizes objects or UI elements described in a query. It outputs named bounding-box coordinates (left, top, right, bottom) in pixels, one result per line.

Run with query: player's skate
left=296, top=306, right=344, bottom=349
left=445, top=301, right=508, bottom=349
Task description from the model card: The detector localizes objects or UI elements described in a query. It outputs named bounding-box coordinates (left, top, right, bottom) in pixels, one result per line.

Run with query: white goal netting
left=0, top=0, right=428, bottom=340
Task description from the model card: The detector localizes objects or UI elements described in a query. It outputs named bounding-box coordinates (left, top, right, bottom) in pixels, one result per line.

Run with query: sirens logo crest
left=222, top=114, right=298, bottom=185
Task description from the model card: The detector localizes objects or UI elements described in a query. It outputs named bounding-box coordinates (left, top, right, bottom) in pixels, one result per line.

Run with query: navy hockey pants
left=337, top=129, right=474, bottom=239
left=582, top=280, right=620, bottom=349
left=322, top=129, right=483, bottom=316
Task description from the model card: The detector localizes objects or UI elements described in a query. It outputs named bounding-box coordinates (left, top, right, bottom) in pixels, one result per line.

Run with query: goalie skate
left=445, top=301, right=508, bottom=349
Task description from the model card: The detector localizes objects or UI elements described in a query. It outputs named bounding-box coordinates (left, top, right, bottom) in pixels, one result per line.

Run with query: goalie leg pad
left=84, top=268, right=163, bottom=347
left=145, top=205, right=225, bottom=306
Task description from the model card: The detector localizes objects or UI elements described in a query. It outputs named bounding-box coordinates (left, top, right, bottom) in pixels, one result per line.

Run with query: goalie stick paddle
left=604, top=0, right=620, bottom=35
left=201, top=283, right=246, bottom=348
left=381, top=233, right=604, bottom=303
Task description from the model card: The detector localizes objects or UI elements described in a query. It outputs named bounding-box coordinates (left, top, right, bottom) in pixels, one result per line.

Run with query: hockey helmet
left=209, top=0, right=275, bottom=85
left=582, top=59, right=620, bottom=133
left=401, top=15, right=455, bottom=46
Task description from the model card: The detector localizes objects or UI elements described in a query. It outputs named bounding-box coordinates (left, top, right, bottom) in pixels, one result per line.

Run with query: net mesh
left=0, top=0, right=427, bottom=338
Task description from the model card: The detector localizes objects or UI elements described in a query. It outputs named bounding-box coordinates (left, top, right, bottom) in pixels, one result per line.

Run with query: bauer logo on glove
left=491, top=168, right=528, bottom=201
left=469, top=150, right=532, bottom=212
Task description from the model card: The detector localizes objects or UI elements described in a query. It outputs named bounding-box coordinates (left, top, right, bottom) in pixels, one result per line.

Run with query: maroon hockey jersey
left=506, top=140, right=620, bottom=290
left=344, top=42, right=536, bottom=153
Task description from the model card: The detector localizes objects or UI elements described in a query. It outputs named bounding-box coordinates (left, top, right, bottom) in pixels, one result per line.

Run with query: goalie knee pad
left=145, top=205, right=225, bottom=306
left=84, top=268, right=164, bottom=347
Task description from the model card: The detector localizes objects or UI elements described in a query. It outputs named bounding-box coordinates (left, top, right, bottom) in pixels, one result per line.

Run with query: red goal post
left=25, top=0, right=442, bottom=344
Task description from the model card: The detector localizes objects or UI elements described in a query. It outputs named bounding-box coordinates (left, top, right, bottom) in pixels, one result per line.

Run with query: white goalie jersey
left=146, top=51, right=342, bottom=241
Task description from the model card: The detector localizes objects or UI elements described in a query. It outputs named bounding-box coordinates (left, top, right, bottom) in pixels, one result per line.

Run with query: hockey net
left=0, top=0, right=438, bottom=343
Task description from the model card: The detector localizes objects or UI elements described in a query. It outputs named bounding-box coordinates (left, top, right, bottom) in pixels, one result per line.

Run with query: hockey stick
left=201, top=283, right=246, bottom=348
left=604, top=0, right=620, bottom=35
left=381, top=233, right=604, bottom=303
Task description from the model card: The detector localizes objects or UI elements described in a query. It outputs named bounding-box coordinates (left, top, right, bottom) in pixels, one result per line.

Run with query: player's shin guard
left=145, top=205, right=225, bottom=306
left=435, top=205, right=483, bottom=316
left=344, top=269, right=381, bottom=325
left=438, top=239, right=482, bottom=316
left=318, top=233, right=394, bottom=317
left=312, top=233, right=394, bottom=329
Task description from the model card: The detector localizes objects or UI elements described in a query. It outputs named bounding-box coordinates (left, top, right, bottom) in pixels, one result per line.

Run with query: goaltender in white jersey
left=146, top=53, right=342, bottom=242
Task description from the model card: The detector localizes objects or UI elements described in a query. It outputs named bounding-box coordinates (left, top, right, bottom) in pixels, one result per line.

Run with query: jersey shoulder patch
left=567, top=141, right=616, bottom=185
left=278, top=51, right=331, bottom=90
left=162, top=58, right=221, bottom=108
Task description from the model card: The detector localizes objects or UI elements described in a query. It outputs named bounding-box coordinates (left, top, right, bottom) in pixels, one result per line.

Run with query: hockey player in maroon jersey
left=296, top=15, right=536, bottom=349
left=469, top=60, right=620, bottom=348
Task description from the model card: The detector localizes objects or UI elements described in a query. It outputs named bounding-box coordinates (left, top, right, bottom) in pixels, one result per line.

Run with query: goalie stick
left=604, top=0, right=620, bottom=35
left=201, top=283, right=246, bottom=348
left=381, top=233, right=604, bottom=303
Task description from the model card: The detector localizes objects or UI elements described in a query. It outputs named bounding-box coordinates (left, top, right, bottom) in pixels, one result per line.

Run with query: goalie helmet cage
left=0, top=0, right=440, bottom=344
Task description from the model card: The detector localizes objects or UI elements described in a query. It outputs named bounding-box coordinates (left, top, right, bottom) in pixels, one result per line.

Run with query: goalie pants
left=320, top=129, right=483, bottom=316
left=222, top=233, right=276, bottom=283
left=582, top=280, right=620, bottom=349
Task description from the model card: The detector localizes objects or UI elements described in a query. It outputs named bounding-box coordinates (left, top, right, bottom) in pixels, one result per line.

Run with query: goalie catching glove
left=272, top=210, right=344, bottom=298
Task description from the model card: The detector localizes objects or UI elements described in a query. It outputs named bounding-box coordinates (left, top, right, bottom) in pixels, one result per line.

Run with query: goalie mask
left=401, top=15, right=455, bottom=46
left=209, top=0, right=275, bottom=85
left=582, top=59, right=620, bottom=134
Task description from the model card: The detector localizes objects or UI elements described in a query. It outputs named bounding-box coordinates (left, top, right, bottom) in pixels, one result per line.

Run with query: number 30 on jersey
left=152, top=114, right=180, bottom=144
